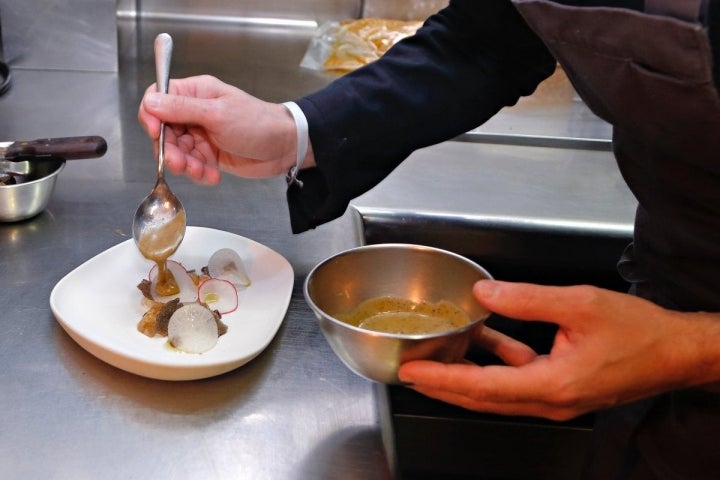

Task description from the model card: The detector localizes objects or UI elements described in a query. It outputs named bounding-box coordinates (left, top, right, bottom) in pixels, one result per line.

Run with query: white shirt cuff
left=282, top=101, right=309, bottom=188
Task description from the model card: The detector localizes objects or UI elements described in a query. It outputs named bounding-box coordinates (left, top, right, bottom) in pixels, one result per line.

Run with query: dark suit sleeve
left=287, top=0, right=556, bottom=233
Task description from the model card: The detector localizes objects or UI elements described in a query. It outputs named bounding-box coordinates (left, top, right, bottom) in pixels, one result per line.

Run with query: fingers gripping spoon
left=132, top=33, right=186, bottom=297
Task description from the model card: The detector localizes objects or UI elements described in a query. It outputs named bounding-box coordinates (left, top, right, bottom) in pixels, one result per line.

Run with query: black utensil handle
left=5, top=136, right=107, bottom=160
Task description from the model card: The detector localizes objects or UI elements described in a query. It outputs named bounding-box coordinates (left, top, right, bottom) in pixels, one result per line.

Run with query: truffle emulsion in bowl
left=304, top=243, right=493, bottom=384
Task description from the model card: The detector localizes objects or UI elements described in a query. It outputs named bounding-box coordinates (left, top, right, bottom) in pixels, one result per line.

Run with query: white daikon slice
left=197, top=278, right=238, bottom=314
left=167, top=303, right=219, bottom=354
left=207, top=248, right=251, bottom=288
left=148, top=260, right=198, bottom=303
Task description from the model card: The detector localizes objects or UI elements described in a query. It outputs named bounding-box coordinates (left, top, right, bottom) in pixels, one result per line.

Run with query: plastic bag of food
left=300, top=18, right=422, bottom=73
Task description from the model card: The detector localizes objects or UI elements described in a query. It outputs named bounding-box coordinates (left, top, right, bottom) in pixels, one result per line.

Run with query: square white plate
left=50, top=226, right=294, bottom=380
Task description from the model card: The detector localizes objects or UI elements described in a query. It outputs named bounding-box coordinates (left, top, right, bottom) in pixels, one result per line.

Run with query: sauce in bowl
left=335, top=296, right=470, bottom=335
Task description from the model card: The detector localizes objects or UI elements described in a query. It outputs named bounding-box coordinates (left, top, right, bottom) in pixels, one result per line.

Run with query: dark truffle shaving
left=155, top=298, right=182, bottom=336
left=137, top=278, right=154, bottom=301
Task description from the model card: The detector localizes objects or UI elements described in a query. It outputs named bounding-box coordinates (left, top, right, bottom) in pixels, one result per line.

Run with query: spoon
left=132, top=33, right=186, bottom=294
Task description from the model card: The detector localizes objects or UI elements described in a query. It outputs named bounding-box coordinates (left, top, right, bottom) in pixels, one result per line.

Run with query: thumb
left=143, top=92, right=213, bottom=126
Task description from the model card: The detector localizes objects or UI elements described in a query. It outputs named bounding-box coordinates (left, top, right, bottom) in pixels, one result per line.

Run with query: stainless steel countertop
left=0, top=18, right=630, bottom=479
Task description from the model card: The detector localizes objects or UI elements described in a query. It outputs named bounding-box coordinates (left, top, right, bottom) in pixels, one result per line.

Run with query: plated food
left=135, top=248, right=250, bottom=354
left=51, top=227, right=294, bottom=380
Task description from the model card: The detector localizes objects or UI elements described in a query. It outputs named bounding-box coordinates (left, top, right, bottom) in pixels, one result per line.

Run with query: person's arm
left=137, top=1, right=555, bottom=232
left=288, top=0, right=556, bottom=232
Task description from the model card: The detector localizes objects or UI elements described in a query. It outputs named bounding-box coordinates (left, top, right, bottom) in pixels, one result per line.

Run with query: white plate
left=50, top=226, right=294, bottom=381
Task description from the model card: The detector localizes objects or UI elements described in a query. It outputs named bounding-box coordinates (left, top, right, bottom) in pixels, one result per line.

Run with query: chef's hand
left=398, top=280, right=720, bottom=421
left=138, top=75, right=314, bottom=184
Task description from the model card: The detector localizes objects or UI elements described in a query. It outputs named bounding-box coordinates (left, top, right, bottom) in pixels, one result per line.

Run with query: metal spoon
left=0, top=159, right=30, bottom=176
left=132, top=33, right=186, bottom=268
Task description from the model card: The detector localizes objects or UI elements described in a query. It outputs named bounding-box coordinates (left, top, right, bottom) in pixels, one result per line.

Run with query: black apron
left=511, top=1, right=720, bottom=479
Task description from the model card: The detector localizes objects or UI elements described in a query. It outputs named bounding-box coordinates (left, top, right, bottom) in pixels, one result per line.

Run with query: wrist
left=660, top=310, right=720, bottom=390
left=687, top=311, right=720, bottom=386
left=282, top=101, right=309, bottom=187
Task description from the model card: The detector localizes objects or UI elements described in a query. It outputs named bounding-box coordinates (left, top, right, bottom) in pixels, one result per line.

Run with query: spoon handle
left=154, top=33, right=173, bottom=178
left=155, top=33, right=173, bottom=95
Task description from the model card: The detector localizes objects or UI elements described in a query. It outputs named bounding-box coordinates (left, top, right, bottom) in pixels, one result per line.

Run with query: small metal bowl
left=304, top=243, right=493, bottom=384
left=0, top=158, right=65, bottom=222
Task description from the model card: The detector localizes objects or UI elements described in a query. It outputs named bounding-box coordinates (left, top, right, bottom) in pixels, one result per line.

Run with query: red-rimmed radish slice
left=148, top=261, right=197, bottom=303
left=207, top=248, right=251, bottom=288
left=167, top=303, right=219, bottom=354
left=197, top=278, right=238, bottom=314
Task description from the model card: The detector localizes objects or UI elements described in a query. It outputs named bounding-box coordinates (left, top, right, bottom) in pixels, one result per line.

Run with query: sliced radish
left=167, top=303, right=219, bottom=354
left=197, top=278, right=239, bottom=314
left=148, top=261, right=197, bottom=303
left=147, top=259, right=185, bottom=280
left=207, top=248, right=251, bottom=288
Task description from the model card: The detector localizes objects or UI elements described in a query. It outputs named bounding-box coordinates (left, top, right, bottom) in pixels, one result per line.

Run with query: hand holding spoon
left=132, top=33, right=186, bottom=296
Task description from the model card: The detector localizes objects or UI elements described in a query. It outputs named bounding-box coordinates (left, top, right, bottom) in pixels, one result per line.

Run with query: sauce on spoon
left=137, top=210, right=186, bottom=296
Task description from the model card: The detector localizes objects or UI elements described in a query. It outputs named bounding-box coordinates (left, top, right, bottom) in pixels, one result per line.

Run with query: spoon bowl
left=132, top=33, right=186, bottom=265
left=132, top=177, right=185, bottom=260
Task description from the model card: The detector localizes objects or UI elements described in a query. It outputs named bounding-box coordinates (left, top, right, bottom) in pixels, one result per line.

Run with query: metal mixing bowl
left=0, top=158, right=65, bottom=222
left=304, top=243, right=493, bottom=384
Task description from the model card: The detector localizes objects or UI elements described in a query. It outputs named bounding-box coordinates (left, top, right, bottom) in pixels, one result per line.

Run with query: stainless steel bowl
left=0, top=158, right=64, bottom=222
left=304, top=243, right=493, bottom=384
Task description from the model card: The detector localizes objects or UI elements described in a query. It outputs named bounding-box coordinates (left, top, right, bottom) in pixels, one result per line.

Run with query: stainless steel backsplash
left=363, top=0, right=449, bottom=20
left=0, top=0, right=449, bottom=74
left=118, top=0, right=449, bottom=24
left=118, top=0, right=361, bottom=25
left=0, top=0, right=117, bottom=72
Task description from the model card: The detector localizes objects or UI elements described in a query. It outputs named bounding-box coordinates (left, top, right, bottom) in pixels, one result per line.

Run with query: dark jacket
left=289, top=0, right=719, bottom=233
